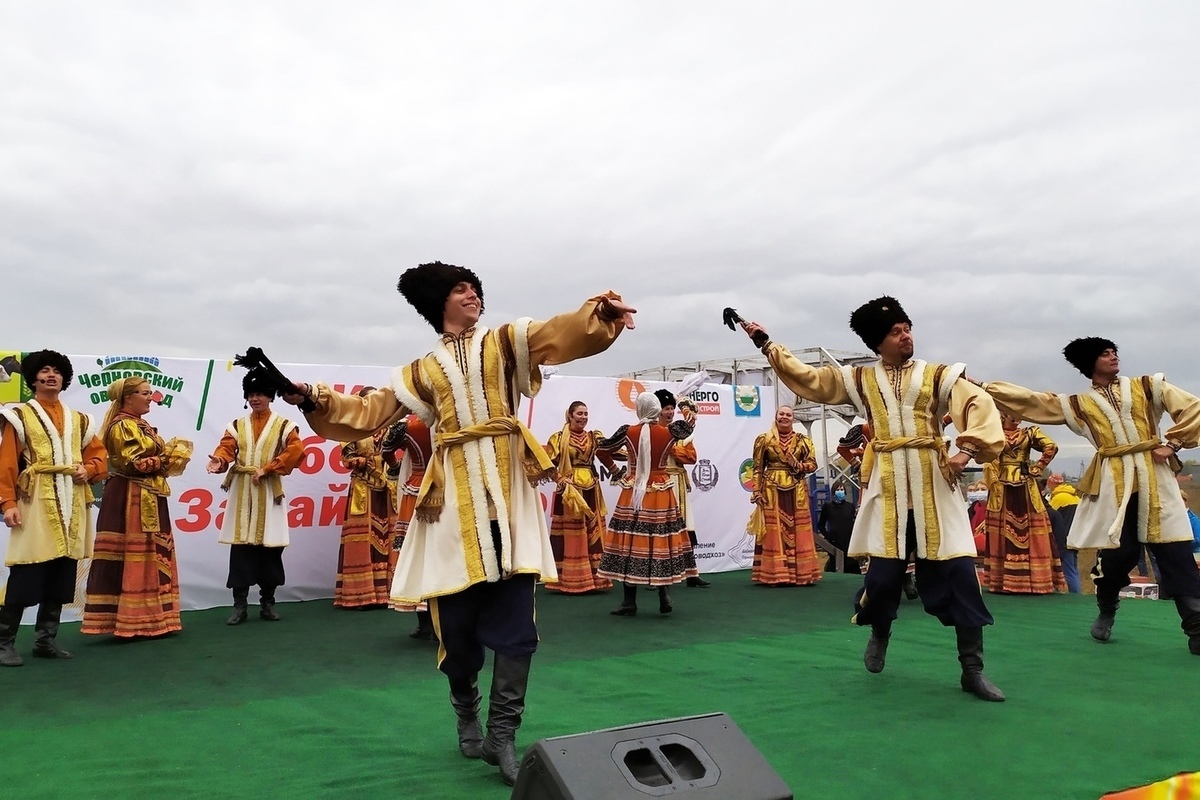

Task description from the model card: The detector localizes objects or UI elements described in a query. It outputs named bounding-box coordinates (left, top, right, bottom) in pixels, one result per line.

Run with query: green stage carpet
left=2, top=571, right=1196, bottom=799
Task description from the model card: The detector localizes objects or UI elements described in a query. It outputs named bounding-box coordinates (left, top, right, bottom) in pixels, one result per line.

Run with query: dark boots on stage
left=0, top=605, right=24, bottom=667
left=863, top=624, right=891, bottom=674
left=32, top=603, right=72, bottom=659
left=956, top=626, right=1005, bottom=702
left=658, top=587, right=673, bottom=614
left=449, top=675, right=483, bottom=759
left=481, top=653, right=532, bottom=786
left=227, top=588, right=249, bottom=626
left=1091, top=590, right=1120, bottom=642
left=260, top=588, right=281, bottom=622
left=686, top=576, right=711, bottom=588
left=410, top=610, right=437, bottom=641
left=611, top=583, right=638, bottom=616
left=1174, top=596, right=1200, bottom=655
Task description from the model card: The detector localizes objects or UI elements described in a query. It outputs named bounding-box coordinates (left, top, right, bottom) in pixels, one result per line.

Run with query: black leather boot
left=1173, top=596, right=1200, bottom=655
left=410, top=609, right=437, bottom=641
left=0, top=604, right=24, bottom=667
left=863, top=623, right=891, bottom=674
left=449, top=675, right=483, bottom=758
left=32, top=603, right=73, bottom=659
left=259, top=586, right=281, bottom=621
left=611, top=583, right=637, bottom=616
left=481, top=653, right=532, bottom=786
left=1091, top=588, right=1120, bottom=642
left=226, top=588, right=249, bottom=626
left=956, top=626, right=1005, bottom=702
left=658, top=586, right=673, bottom=614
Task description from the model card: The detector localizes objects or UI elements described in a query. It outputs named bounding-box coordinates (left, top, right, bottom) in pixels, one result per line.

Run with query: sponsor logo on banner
left=0, top=351, right=26, bottom=403
left=76, top=355, right=187, bottom=409
left=616, top=378, right=646, bottom=411
left=686, top=388, right=722, bottom=415
left=738, top=458, right=757, bottom=492
left=733, top=385, right=762, bottom=417
left=691, top=459, right=719, bottom=491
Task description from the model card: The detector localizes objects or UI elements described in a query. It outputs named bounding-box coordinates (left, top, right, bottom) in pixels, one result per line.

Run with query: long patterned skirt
left=334, top=484, right=393, bottom=608
left=598, top=486, right=697, bottom=586
left=82, top=477, right=182, bottom=637
left=752, top=488, right=822, bottom=586
left=983, top=484, right=1066, bottom=594
left=545, top=490, right=612, bottom=594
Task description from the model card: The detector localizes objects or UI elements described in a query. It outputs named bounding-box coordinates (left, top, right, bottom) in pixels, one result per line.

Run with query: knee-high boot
left=0, top=605, right=25, bottom=667
left=658, top=586, right=673, bottom=614
left=481, top=653, right=532, bottom=786
left=1091, top=587, right=1121, bottom=642
left=448, top=674, right=483, bottom=758
left=1173, top=597, right=1200, bottom=655
left=611, top=583, right=637, bottom=616
left=956, top=626, right=1005, bottom=702
left=32, top=603, right=73, bottom=659
left=863, top=622, right=891, bottom=674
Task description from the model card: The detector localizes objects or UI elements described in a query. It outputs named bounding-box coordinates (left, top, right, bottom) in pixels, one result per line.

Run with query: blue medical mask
left=833, top=490, right=846, bottom=502
left=966, top=490, right=987, bottom=503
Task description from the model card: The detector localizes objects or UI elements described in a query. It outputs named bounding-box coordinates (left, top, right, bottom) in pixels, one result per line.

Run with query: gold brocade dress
left=982, top=426, right=1066, bottom=594
left=82, top=413, right=184, bottom=637
left=748, top=430, right=822, bottom=586
left=334, top=431, right=395, bottom=608
left=544, top=429, right=613, bottom=594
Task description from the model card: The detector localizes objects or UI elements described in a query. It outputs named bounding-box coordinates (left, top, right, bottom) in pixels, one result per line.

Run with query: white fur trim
left=0, top=407, right=24, bottom=448
left=512, top=317, right=536, bottom=399
left=1059, top=394, right=1088, bottom=440
left=939, top=363, right=966, bottom=413
left=391, top=365, right=435, bottom=427
left=840, top=365, right=867, bottom=418
left=28, top=399, right=75, bottom=535
left=1151, top=373, right=1165, bottom=413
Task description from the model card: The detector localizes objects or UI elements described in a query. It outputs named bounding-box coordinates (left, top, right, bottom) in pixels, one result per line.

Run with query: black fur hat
left=838, top=424, right=866, bottom=449
left=242, top=368, right=277, bottom=400
left=20, top=349, right=73, bottom=391
left=397, top=261, right=485, bottom=333
left=1063, top=337, right=1117, bottom=378
left=849, top=296, right=912, bottom=353
left=654, top=389, right=676, bottom=409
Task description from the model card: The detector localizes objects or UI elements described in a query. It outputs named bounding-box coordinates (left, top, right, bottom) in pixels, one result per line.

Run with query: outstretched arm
left=982, top=381, right=1069, bottom=426
left=526, top=293, right=633, bottom=368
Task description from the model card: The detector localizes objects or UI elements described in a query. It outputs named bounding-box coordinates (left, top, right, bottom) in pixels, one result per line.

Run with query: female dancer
left=747, top=405, right=822, bottom=586
left=82, top=378, right=191, bottom=638
left=381, top=413, right=437, bottom=640
left=597, top=392, right=698, bottom=615
left=544, top=401, right=617, bottom=594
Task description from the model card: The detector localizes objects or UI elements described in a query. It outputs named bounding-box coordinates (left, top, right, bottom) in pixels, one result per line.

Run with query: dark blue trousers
left=854, top=510, right=993, bottom=629
left=1093, top=494, right=1200, bottom=599
left=430, top=572, right=538, bottom=682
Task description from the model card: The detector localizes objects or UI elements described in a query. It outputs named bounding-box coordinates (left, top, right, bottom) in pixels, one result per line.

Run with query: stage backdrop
left=0, top=352, right=774, bottom=617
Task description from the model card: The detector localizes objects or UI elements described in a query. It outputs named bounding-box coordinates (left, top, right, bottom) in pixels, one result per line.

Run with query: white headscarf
left=631, top=391, right=662, bottom=510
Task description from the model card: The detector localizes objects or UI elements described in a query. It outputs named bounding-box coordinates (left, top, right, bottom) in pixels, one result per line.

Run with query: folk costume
left=984, top=337, right=1200, bottom=654
left=747, top=424, right=822, bottom=586
left=296, top=262, right=629, bottom=785
left=209, top=369, right=304, bottom=625
left=0, top=350, right=106, bottom=666
left=754, top=297, right=1006, bottom=701
left=380, top=414, right=437, bottom=639
left=82, top=378, right=192, bottom=638
left=655, top=390, right=710, bottom=588
left=597, top=392, right=699, bottom=614
left=544, top=416, right=617, bottom=594
left=980, top=424, right=1065, bottom=594
left=334, top=429, right=395, bottom=608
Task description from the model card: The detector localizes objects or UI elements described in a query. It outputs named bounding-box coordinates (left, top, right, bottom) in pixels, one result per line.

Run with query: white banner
left=0, top=352, right=778, bottom=616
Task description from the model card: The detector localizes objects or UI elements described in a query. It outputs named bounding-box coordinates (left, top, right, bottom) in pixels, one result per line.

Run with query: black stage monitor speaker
left=510, top=712, right=792, bottom=800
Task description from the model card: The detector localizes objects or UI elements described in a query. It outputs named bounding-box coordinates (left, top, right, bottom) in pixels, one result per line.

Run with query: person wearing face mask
left=543, top=401, right=619, bottom=594
left=979, top=415, right=1064, bottom=594
left=818, top=481, right=860, bottom=574
left=206, top=368, right=305, bottom=626
left=965, top=483, right=989, bottom=555
left=739, top=296, right=1006, bottom=702
left=0, top=350, right=107, bottom=667
left=747, top=405, right=822, bottom=586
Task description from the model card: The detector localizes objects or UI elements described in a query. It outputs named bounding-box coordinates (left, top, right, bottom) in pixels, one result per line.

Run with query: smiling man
left=283, top=261, right=634, bottom=785
left=982, top=337, right=1200, bottom=655
left=742, top=296, right=1007, bottom=702
left=0, top=350, right=107, bottom=667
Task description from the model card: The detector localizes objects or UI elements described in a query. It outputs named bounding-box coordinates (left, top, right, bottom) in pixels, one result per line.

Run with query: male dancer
left=982, top=337, right=1200, bottom=653
left=742, top=297, right=1006, bottom=701
left=655, top=389, right=710, bottom=588
left=283, top=262, right=634, bottom=785
left=207, top=368, right=305, bottom=625
left=0, top=350, right=106, bottom=666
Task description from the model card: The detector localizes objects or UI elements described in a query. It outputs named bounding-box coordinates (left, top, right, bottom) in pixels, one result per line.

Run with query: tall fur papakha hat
left=396, top=261, right=485, bottom=333
left=242, top=367, right=277, bottom=400
left=20, top=349, right=74, bottom=391
left=654, top=389, right=676, bottom=408
left=849, top=296, right=912, bottom=353
left=1063, top=337, right=1117, bottom=378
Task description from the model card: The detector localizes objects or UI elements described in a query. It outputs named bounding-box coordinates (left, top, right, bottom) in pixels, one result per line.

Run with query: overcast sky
left=3, top=2, right=1198, bottom=463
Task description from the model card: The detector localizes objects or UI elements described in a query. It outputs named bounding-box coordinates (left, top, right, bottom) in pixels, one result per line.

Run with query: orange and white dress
left=747, top=428, right=822, bottom=586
